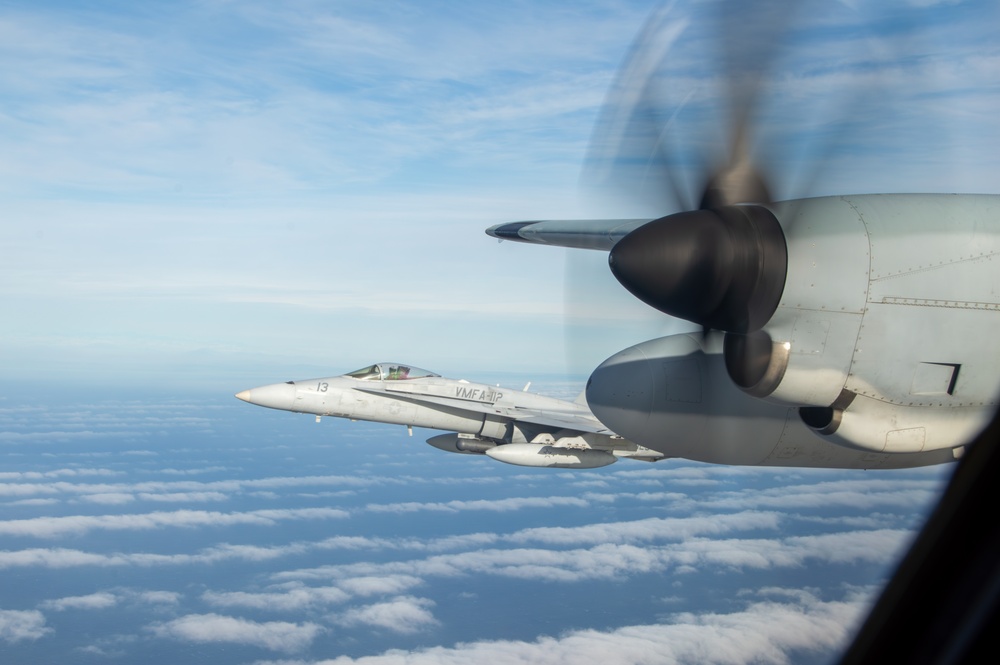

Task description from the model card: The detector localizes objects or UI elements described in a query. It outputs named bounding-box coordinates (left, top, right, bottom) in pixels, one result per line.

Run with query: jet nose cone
left=233, top=383, right=297, bottom=411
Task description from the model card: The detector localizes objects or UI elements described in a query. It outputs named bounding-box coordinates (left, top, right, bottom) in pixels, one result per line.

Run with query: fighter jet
left=235, top=362, right=663, bottom=469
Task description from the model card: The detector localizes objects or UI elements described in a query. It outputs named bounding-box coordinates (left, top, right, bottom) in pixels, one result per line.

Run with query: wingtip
left=486, top=221, right=535, bottom=241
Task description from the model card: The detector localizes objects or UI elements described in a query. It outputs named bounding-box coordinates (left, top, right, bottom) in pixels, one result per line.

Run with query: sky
left=1, top=0, right=998, bottom=663
left=2, top=0, right=997, bottom=385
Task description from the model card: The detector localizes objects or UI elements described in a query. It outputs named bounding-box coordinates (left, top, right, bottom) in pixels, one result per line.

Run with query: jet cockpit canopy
left=343, top=363, right=440, bottom=381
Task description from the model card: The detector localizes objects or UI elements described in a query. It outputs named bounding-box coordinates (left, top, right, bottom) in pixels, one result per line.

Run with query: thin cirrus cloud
left=1, top=1, right=998, bottom=381
left=0, top=468, right=122, bottom=480
left=362, top=495, right=591, bottom=513
left=0, top=2, right=631, bottom=201
left=0, top=466, right=943, bottom=503
left=657, top=480, right=945, bottom=512
left=0, top=473, right=395, bottom=500
left=0, top=468, right=940, bottom=569
left=200, top=580, right=425, bottom=615
left=273, top=528, right=911, bottom=586
left=0, top=536, right=398, bottom=571
left=505, top=511, right=782, bottom=546
left=40, top=592, right=118, bottom=611
left=35, top=589, right=180, bottom=613
left=200, top=577, right=427, bottom=618
left=202, top=587, right=352, bottom=612
left=0, top=507, right=349, bottom=538
left=0, top=514, right=906, bottom=576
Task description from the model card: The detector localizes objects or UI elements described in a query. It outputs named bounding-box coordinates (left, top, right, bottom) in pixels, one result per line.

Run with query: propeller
left=569, top=0, right=913, bottom=392
left=572, top=0, right=834, bottom=390
left=589, top=0, right=805, bottom=335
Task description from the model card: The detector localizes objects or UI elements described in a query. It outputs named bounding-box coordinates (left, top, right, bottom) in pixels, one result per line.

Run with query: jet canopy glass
left=344, top=363, right=440, bottom=381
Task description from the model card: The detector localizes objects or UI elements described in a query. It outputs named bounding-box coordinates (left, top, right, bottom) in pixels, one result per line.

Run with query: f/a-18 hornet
left=236, top=362, right=663, bottom=469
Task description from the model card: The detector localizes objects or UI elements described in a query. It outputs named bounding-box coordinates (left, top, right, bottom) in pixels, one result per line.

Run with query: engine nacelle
left=723, top=310, right=861, bottom=407
left=799, top=391, right=987, bottom=454
left=585, top=332, right=793, bottom=465
left=584, top=332, right=962, bottom=468
left=724, top=195, right=1000, bottom=414
left=719, top=196, right=872, bottom=407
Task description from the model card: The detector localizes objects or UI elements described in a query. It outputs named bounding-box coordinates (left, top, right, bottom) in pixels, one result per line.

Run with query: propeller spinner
left=608, top=203, right=786, bottom=334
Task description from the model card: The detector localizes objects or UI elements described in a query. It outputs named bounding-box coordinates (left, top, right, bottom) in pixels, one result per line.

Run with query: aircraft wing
left=500, top=408, right=612, bottom=435
left=350, top=385, right=612, bottom=435
left=485, top=219, right=653, bottom=251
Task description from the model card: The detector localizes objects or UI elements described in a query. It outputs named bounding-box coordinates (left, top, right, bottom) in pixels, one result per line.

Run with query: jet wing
left=501, top=408, right=612, bottom=435
left=351, top=384, right=612, bottom=435
left=485, top=219, right=653, bottom=251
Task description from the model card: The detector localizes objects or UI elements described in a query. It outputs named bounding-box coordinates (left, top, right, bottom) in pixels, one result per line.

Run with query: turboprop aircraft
left=486, top=2, right=1000, bottom=469
left=489, top=196, right=997, bottom=469
left=235, top=362, right=663, bottom=469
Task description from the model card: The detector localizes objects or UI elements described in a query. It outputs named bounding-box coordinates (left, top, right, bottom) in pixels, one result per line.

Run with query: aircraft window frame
left=345, top=365, right=381, bottom=380
left=380, top=364, right=440, bottom=381
left=343, top=364, right=441, bottom=381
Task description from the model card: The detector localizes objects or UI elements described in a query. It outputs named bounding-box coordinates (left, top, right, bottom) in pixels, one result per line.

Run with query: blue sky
left=3, top=0, right=996, bottom=387
left=1, top=0, right=660, bottom=385
left=1, top=0, right=998, bottom=662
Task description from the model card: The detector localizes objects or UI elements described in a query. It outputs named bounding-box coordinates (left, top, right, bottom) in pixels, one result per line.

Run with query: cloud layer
left=256, top=589, right=868, bottom=664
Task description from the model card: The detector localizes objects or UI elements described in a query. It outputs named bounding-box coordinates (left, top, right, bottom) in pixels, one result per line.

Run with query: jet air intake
left=608, top=205, right=787, bottom=334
